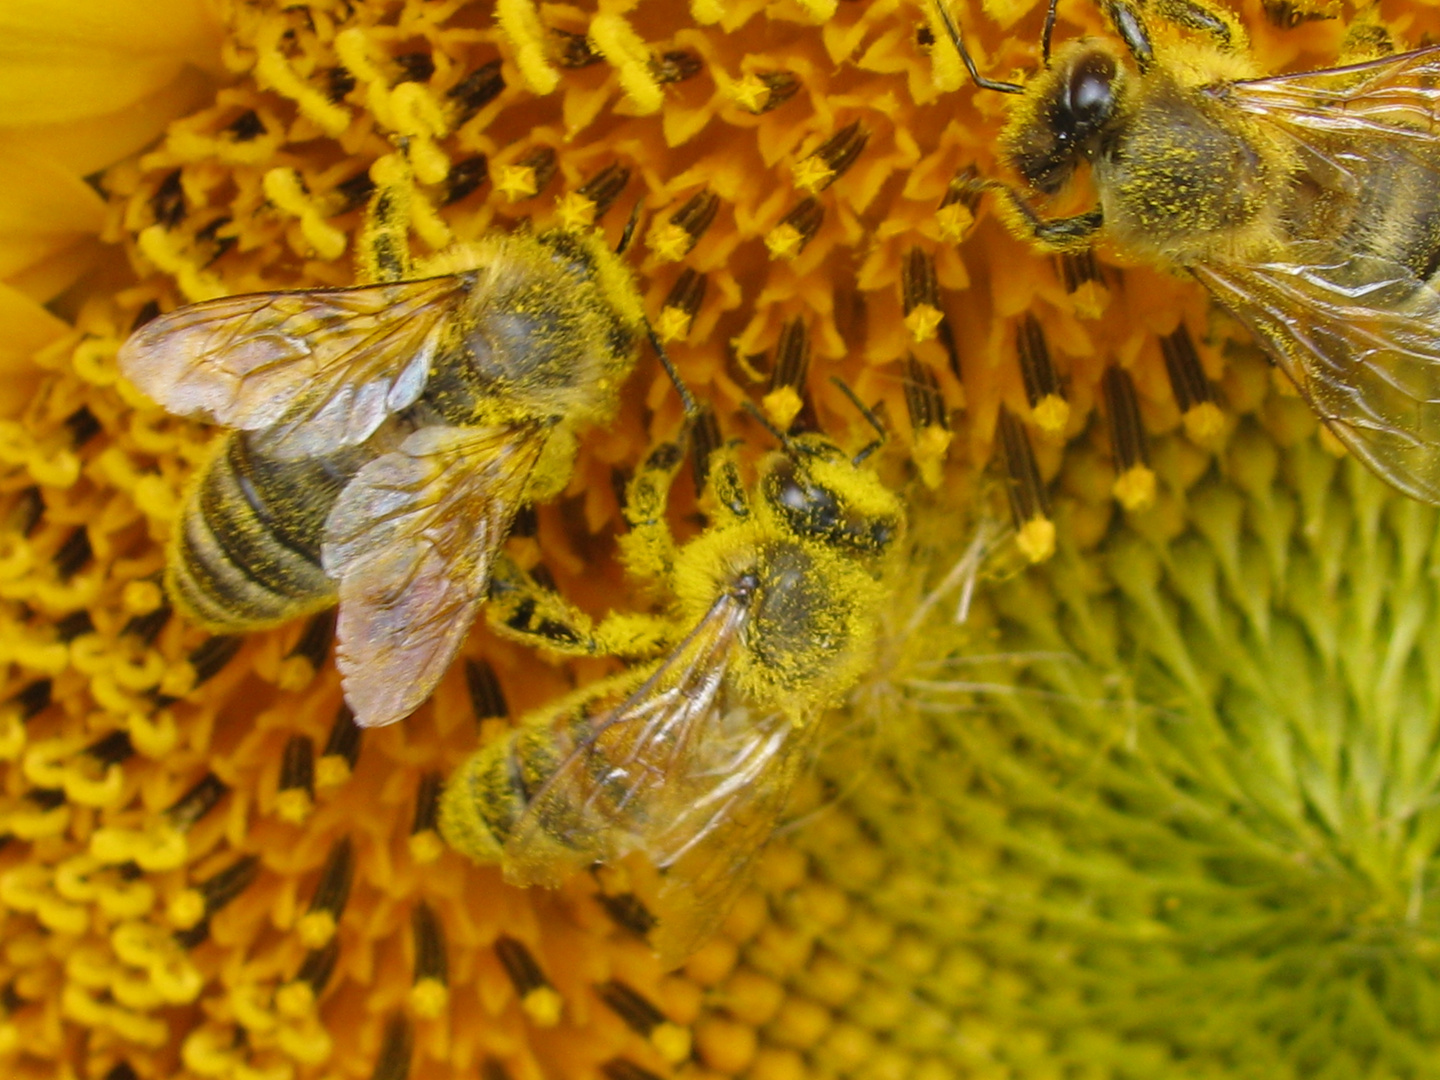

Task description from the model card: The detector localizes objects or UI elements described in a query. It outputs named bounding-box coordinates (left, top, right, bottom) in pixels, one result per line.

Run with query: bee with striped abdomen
left=119, top=154, right=647, bottom=729
left=440, top=395, right=905, bottom=964
left=936, top=0, right=1440, bottom=503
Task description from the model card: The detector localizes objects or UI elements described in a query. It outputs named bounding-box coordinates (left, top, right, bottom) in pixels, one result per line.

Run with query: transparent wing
left=117, top=275, right=471, bottom=458
left=1194, top=251, right=1440, bottom=503
left=507, top=594, right=814, bottom=963
left=323, top=422, right=545, bottom=728
left=1224, top=46, right=1440, bottom=147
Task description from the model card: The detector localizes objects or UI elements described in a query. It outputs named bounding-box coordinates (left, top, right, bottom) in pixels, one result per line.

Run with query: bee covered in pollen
left=934, top=0, right=1440, bottom=504
left=439, top=385, right=906, bottom=964
left=118, top=153, right=648, bottom=729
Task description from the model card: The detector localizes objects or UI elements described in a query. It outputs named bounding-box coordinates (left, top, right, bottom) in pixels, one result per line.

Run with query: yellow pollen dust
left=904, top=303, right=945, bottom=342
left=1032, top=393, right=1071, bottom=436
left=1112, top=464, right=1158, bottom=510
left=765, top=224, right=806, bottom=260
left=1016, top=517, right=1058, bottom=563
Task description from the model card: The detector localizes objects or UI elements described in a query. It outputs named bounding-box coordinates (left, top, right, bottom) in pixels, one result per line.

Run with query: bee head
left=1006, top=43, right=1123, bottom=195
left=760, top=436, right=902, bottom=557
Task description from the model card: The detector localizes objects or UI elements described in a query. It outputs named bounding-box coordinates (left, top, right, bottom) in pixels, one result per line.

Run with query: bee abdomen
left=440, top=721, right=592, bottom=866
left=169, top=433, right=350, bottom=630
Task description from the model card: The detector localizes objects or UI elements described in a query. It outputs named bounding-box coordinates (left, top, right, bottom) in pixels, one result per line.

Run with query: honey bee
left=118, top=156, right=647, bottom=729
left=439, top=400, right=905, bottom=963
left=936, top=0, right=1440, bottom=504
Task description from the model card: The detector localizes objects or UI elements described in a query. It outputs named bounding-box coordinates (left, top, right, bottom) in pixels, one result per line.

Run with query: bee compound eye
left=1066, top=52, right=1117, bottom=129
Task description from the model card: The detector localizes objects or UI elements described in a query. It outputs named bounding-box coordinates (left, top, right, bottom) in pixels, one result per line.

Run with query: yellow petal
left=0, top=146, right=105, bottom=280
left=0, top=0, right=222, bottom=125
left=0, top=282, right=64, bottom=378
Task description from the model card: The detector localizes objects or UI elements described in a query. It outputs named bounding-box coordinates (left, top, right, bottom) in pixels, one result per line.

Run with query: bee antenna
left=1041, top=0, right=1059, bottom=62
left=647, top=324, right=700, bottom=422
left=934, top=1, right=1026, bottom=94
left=741, top=400, right=795, bottom=453
left=616, top=198, right=644, bottom=255
left=829, top=376, right=887, bottom=464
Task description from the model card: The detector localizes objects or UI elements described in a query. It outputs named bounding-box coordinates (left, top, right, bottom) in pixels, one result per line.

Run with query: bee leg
left=358, top=153, right=417, bottom=283
left=1105, top=0, right=1242, bottom=66
left=995, top=186, right=1104, bottom=251
left=486, top=554, right=673, bottom=658
left=617, top=438, right=688, bottom=588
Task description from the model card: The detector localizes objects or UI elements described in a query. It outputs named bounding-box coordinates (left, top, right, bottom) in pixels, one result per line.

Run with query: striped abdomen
left=168, top=431, right=371, bottom=630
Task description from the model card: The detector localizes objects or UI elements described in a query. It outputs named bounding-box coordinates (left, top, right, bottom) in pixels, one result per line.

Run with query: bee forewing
left=1226, top=45, right=1440, bottom=139
left=1195, top=251, right=1440, bottom=504
left=508, top=595, right=813, bottom=963
left=117, top=276, right=471, bottom=457
left=324, top=422, right=546, bottom=728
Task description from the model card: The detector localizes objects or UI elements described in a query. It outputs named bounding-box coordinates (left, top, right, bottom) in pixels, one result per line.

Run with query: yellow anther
left=0, top=423, right=30, bottom=463
left=1032, top=393, right=1070, bottom=436
left=648, top=221, right=695, bottom=263
left=128, top=706, right=179, bottom=758
left=1113, top=464, right=1158, bottom=511
left=23, top=738, right=72, bottom=789
left=296, top=910, right=338, bottom=949
left=64, top=761, right=125, bottom=809
left=167, top=888, right=207, bottom=930
left=133, top=474, right=180, bottom=522
left=410, top=978, right=449, bottom=1018
left=590, top=13, right=664, bottom=115
left=262, top=169, right=348, bottom=262
left=111, top=921, right=170, bottom=967
left=522, top=985, right=564, bottom=1026
left=0, top=711, right=25, bottom=761
left=936, top=201, right=975, bottom=242
left=66, top=944, right=118, bottom=989
left=912, top=425, right=953, bottom=490
left=122, top=579, right=164, bottom=615
left=27, top=448, right=80, bottom=488
left=903, top=303, right=945, bottom=342
left=230, top=982, right=279, bottom=1032
left=111, top=648, right=167, bottom=692
left=408, top=829, right=444, bottom=864
left=926, top=10, right=965, bottom=92
left=276, top=1017, right=333, bottom=1065
left=763, top=387, right=805, bottom=433
left=275, top=788, right=312, bottom=824
left=1183, top=401, right=1226, bottom=443
left=54, top=855, right=101, bottom=902
left=729, top=74, right=770, bottom=112
left=496, top=0, right=560, bottom=94
left=275, top=655, right=318, bottom=691
left=0, top=1023, right=15, bottom=1055
left=494, top=163, right=540, bottom=201
left=793, top=157, right=835, bottom=195
left=136, top=226, right=227, bottom=303
left=0, top=536, right=32, bottom=581
left=333, top=29, right=382, bottom=84
left=554, top=192, right=598, bottom=230
left=8, top=802, right=72, bottom=843
left=90, top=823, right=187, bottom=871
left=765, top=223, right=806, bottom=261
left=275, top=980, right=315, bottom=1020
left=182, top=1025, right=243, bottom=1076
left=72, top=338, right=121, bottom=386
left=654, top=306, right=694, bottom=343
left=37, top=889, right=88, bottom=934
left=690, top=0, right=727, bottom=24
left=70, top=635, right=112, bottom=676
left=1070, top=280, right=1109, bottom=319
left=1016, top=516, right=1057, bottom=563
left=796, top=0, right=839, bottom=19
left=652, top=1022, right=693, bottom=1064
left=97, top=878, right=156, bottom=920
left=315, top=754, right=352, bottom=789
left=0, top=864, right=50, bottom=912
left=390, top=82, right=448, bottom=139
left=409, top=189, right=454, bottom=251
left=158, top=660, right=198, bottom=699
left=254, top=49, right=351, bottom=137
left=111, top=968, right=166, bottom=1011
